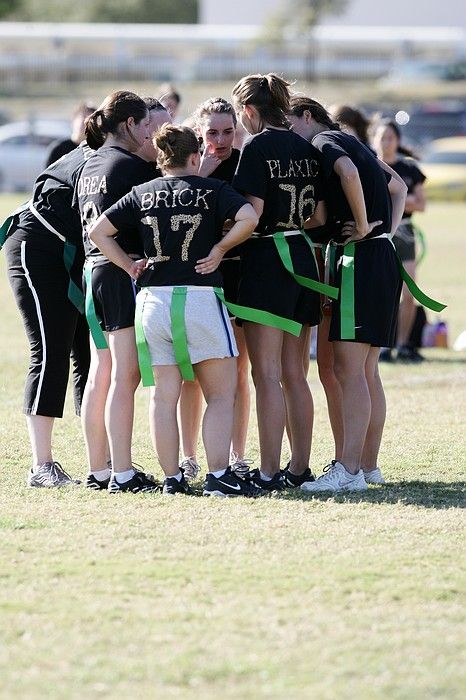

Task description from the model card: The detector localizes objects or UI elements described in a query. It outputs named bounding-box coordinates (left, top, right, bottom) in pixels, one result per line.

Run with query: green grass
left=0, top=197, right=465, bottom=699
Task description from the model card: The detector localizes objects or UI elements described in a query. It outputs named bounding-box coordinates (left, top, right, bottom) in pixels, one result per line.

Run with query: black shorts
left=219, top=257, right=240, bottom=319
left=329, top=238, right=402, bottom=348
left=85, top=261, right=136, bottom=332
left=393, top=222, right=416, bottom=262
left=238, top=236, right=321, bottom=327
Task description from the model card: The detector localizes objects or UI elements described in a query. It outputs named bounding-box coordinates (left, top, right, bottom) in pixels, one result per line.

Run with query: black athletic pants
left=4, top=230, right=90, bottom=418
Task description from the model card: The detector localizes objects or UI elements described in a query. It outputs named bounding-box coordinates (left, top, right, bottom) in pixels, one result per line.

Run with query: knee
left=250, top=364, right=281, bottom=388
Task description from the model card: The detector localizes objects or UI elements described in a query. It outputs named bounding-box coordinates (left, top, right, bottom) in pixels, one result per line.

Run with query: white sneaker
left=363, top=467, right=385, bottom=484
left=301, top=461, right=368, bottom=493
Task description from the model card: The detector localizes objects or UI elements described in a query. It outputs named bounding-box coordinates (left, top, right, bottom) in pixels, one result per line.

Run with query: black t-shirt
left=233, top=128, right=324, bottom=236
left=104, top=174, right=247, bottom=287
left=210, top=148, right=241, bottom=259
left=391, top=157, right=426, bottom=219
left=312, top=130, right=392, bottom=242
left=74, top=145, right=157, bottom=259
left=16, top=141, right=94, bottom=247
left=45, top=138, right=76, bottom=167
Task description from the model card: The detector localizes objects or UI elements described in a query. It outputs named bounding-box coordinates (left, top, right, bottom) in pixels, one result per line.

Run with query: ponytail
left=289, top=95, right=341, bottom=132
left=232, top=73, right=292, bottom=129
left=84, top=90, right=147, bottom=150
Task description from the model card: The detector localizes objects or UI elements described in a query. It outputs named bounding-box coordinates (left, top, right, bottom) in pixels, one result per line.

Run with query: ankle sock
left=92, top=468, right=111, bottom=482
left=169, top=471, right=183, bottom=482
left=260, top=471, right=272, bottom=481
left=114, top=468, right=135, bottom=484
left=211, top=468, right=227, bottom=478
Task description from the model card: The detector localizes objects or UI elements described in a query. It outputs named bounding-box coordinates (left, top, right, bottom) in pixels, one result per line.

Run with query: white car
left=0, top=119, right=70, bottom=193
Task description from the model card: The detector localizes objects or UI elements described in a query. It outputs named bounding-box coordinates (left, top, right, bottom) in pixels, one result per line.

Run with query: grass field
left=0, top=195, right=465, bottom=699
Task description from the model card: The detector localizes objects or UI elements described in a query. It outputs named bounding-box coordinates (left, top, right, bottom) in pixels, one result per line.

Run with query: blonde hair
left=155, top=124, right=199, bottom=172
left=232, top=73, right=291, bottom=129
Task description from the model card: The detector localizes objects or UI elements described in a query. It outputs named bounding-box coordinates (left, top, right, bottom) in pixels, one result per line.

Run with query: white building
left=200, top=0, right=466, bottom=29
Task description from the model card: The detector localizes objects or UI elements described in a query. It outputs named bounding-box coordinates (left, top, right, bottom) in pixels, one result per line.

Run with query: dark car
left=401, top=106, right=466, bottom=150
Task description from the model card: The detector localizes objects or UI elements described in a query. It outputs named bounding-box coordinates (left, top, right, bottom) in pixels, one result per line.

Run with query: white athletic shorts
left=140, top=286, right=238, bottom=366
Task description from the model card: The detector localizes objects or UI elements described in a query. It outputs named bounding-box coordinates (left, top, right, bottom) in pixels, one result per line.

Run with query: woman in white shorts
left=89, top=124, right=262, bottom=497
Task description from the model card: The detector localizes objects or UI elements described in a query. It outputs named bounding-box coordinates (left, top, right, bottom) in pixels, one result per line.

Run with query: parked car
left=400, top=105, right=466, bottom=150
left=420, top=137, right=466, bottom=201
left=0, top=119, right=70, bottom=192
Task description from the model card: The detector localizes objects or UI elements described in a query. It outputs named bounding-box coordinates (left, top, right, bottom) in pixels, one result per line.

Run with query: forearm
left=390, top=191, right=406, bottom=235
left=90, top=232, right=135, bottom=274
left=340, top=174, right=368, bottom=230
left=217, top=218, right=256, bottom=253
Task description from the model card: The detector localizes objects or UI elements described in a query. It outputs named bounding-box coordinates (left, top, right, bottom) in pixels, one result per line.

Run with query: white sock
left=170, top=471, right=182, bottom=482
left=91, top=468, right=111, bottom=481
left=211, top=468, right=227, bottom=478
left=260, top=471, right=272, bottom=481
left=114, top=468, right=135, bottom=484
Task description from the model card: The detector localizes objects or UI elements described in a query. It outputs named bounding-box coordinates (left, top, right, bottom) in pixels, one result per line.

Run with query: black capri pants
left=4, top=230, right=90, bottom=418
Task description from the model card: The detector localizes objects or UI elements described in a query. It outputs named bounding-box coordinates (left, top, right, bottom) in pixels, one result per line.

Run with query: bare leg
left=179, top=378, right=203, bottom=461
left=81, top=339, right=111, bottom=472
left=317, top=314, right=344, bottom=461
left=195, top=357, right=237, bottom=472
left=151, top=366, right=183, bottom=477
left=244, top=323, right=284, bottom=476
left=397, top=260, right=416, bottom=346
left=361, top=347, right=386, bottom=470
left=27, top=415, right=54, bottom=467
left=285, top=326, right=311, bottom=451
left=106, top=327, right=140, bottom=473
left=333, top=341, right=371, bottom=474
left=281, top=326, right=313, bottom=474
left=231, top=324, right=250, bottom=459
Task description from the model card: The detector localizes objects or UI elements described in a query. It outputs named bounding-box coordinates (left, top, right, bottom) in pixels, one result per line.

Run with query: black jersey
left=232, top=128, right=324, bottom=236
left=104, top=175, right=247, bottom=288
left=391, top=158, right=426, bottom=219
left=46, top=138, right=76, bottom=167
left=74, top=145, right=156, bottom=259
left=211, top=148, right=240, bottom=183
left=311, top=130, right=392, bottom=242
left=211, top=148, right=241, bottom=259
left=15, top=142, right=94, bottom=247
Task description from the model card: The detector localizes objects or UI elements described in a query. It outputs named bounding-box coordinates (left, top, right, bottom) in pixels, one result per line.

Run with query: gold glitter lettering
left=171, top=214, right=202, bottom=261
left=141, top=216, right=170, bottom=261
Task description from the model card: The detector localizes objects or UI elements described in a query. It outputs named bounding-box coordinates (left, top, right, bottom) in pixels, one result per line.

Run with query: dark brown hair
left=331, top=104, right=370, bottom=145
left=376, top=119, right=417, bottom=158
left=85, top=90, right=148, bottom=150
left=289, top=95, right=341, bottom=132
left=232, top=73, right=291, bottom=129
left=155, top=124, right=199, bottom=172
left=194, top=97, right=237, bottom=128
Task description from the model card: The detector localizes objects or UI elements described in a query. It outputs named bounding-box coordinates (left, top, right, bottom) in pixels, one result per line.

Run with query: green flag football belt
left=334, top=233, right=446, bottom=341
left=134, top=286, right=304, bottom=387
left=0, top=201, right=84, bottom=314
left=251, top=230, right=339, bottom=300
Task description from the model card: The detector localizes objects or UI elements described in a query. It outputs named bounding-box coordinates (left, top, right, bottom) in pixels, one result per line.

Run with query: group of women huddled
left=4, top=73, right=439, bottom=497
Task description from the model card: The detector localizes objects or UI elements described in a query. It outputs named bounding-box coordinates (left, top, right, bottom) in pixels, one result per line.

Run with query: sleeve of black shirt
left=104, top=189, right=140, bottom=234
left=232, top=139, right=268, bottom=199
left=312, top=133, right=350, bottom=178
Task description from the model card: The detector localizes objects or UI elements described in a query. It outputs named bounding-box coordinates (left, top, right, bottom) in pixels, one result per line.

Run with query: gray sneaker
left=28, top=462, right=81, bottom=488
left=230, top=453, right=254, bottom=477
left=180, top=457, right=201, bottom=481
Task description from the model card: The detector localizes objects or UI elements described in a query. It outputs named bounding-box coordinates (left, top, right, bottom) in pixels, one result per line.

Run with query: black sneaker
left=108, top=470, right=159, bottom=493
left=244, top=467, right=286, bottom=492
left=281, top=463, right=315, bottom=487
left=163, top=474, right=192, bottom=495
left=28, top=461, right=81, bottom=488
left=86, top=473, right=110, bottom=491
left=203, top=467, right=264, bottom=498
left=379, top=348, right=393, bottom=362
left=397, top=345, right=424, bottom=363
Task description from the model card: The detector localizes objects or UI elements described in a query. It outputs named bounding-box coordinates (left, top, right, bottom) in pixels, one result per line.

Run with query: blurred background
left=0, top=0, right=465, bottom=195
